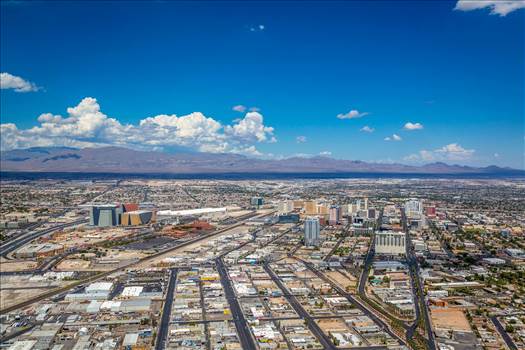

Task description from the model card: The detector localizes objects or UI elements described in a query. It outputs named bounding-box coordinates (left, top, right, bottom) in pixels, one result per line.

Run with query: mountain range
left=1, top=146, right=523, bottom=175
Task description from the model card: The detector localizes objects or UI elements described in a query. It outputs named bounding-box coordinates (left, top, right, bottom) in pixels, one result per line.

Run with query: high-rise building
left=293, top=200, right=305, bottom=209
left=317, top=204, right=329, bottom=215
left=375, top=231, right=406, bottom=255
left=329, top=205, right=341, bottom=225
left=425, top=206, right=436, bottom=217
left=121, top=210, right=155, bottom=226
left=88, top=203, right=146, bottom=227
left=304, top=201, right=317, bottom=215
left=304, top=217, right=320, bottom=247
left=405, top=198, right=423, bottom=217
left=89, top=205, right=119, bottom=227
left=278, top=200, right=294, bottom=215
left=355, top=197, right=368, bottom=211
left=251, top=197, right=264, bottom=207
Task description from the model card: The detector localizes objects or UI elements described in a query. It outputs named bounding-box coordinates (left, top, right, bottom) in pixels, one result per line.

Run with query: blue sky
left=1, top=0, right=524, bottom=168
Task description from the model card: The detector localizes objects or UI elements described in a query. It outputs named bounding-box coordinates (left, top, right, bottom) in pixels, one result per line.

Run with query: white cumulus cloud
left=384, top=134, right=402, bottom=141
left=454, top=0, right=525, bottom=16
left=403, top=122, right=424, bottom=130
left=404, top=143, right=475, bottom=162
left=1, top=72, right=41, bottom=92
left=0, top=97, right=276, bottom=156
left=232, top=105, right=247, bottom=113
left=360, top=125, right=374, bottom=133
left=296, top=135, right=307, bottom=143
left=319, top=151, right=332, bottom=156
left=336, top=109, right=369, bottom=120
left=225, top=111, right=276, bottom=143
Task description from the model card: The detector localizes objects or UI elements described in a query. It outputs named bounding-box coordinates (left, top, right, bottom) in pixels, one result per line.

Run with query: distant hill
left=1, top=146, right=523, bottom=175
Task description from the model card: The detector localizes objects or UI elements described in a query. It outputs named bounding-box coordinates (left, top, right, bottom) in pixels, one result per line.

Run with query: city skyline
left=1, top=0, right=524, bottom=169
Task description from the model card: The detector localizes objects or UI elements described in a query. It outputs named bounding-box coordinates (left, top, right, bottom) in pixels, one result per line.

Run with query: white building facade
left=375, top=231, right=406, bottom=255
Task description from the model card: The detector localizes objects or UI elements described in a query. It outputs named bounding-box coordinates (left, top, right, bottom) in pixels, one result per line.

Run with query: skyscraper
left=405, top=198, right=423, bottom=217
left=89, top=205, right=119, bottom=227
left=304, top=217, right=320, bottom=247
left=251, top=196, right=264, bottom=207
left=278, top=200, right=294, bottom=214
left=304, top=200, right=317, bottom=215
left=329, top=205, right=341, bottom=225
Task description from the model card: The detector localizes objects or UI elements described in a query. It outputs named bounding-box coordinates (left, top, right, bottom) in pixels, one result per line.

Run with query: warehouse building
left=14, top=243, right=64, bottom=258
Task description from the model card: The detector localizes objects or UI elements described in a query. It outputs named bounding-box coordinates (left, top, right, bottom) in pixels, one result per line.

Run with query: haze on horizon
left=1, top=0, right=524, bottom=169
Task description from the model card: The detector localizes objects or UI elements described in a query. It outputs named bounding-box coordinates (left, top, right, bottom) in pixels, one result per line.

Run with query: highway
left=0, top=250, right=75, bottom=276
left=402, top=211, right=436, bottom=350
left=0, top=210, right=271, bottom=314
left=155, top=269, right=178, bottom=350
left=216, top=257, right=256, bottom=350
left=357, top=229, right=376, bottom=297
left=356, top=208, right=384, bottom=298
left=403, top=210, right=423, bottom=343
left=0, top=182, right=118, bottom=259
left=0, top=219, right=88, bottom=258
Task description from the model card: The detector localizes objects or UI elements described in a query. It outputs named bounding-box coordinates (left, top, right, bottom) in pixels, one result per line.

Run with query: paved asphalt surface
left=491, top=316, right=518, bottom=350
left=0, top=183, right=119, bottom=259
left=155, top=268, right=178, bottom=350
left=0, top=211, right=272, bottom=314
left=300, top=259, right=405, bottom=347
left=263, top=262, right=338, bottom=350
left=0, top=219, right=87, bottom=258
left=216, top=257, right=256, bottom=350
left=402, top=212, right=436, bottom=350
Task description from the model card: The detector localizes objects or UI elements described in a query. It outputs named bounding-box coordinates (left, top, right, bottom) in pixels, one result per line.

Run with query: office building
left=425, top=206, right=436, bottom=217
left=317, top=204, right=329, bottom=215
left=304, top=201, right=317, bottom=215
left=329, top=205, right=341, bottom=225
left=251, top=196, right=264, bottom=207
left=375, top=231, right=406, bottom=255
left=278, top=200, right=294, bottom=214
left=304, top=217, right=320, bottom=247
left=88, top=203, right=148, bottom=227
left=355, top=198, right=369, bottom=211
left=89, top=204, right=119, bottom=227
left=405, top=198, right=423, bottom=217
left=121, top=210, right=155, bottom=226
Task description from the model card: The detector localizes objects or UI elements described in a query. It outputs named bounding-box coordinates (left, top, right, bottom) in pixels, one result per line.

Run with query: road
left=491, top=316, right=518, bottom=350
left=402, top=211, right=436, bottom=350
left=1, top=182, right=118, bottom=258
left=0, top=219, right=88, bottom=258
left=299, top=258, right=406, bottom=346
left=358, top=229, right=376, bottom=297
left=0, top=210, right=273, bottom=314
left=155, top=268, right=178, bottom=350
left=216, top=257, right=256, bottom=350
left=323, top=224, right=349, bottom=262
left=357, top=207, right=383, bottom=297
left=403, top=210, right=423, bottom=342
left=263, top=262, right=338, bottom=350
